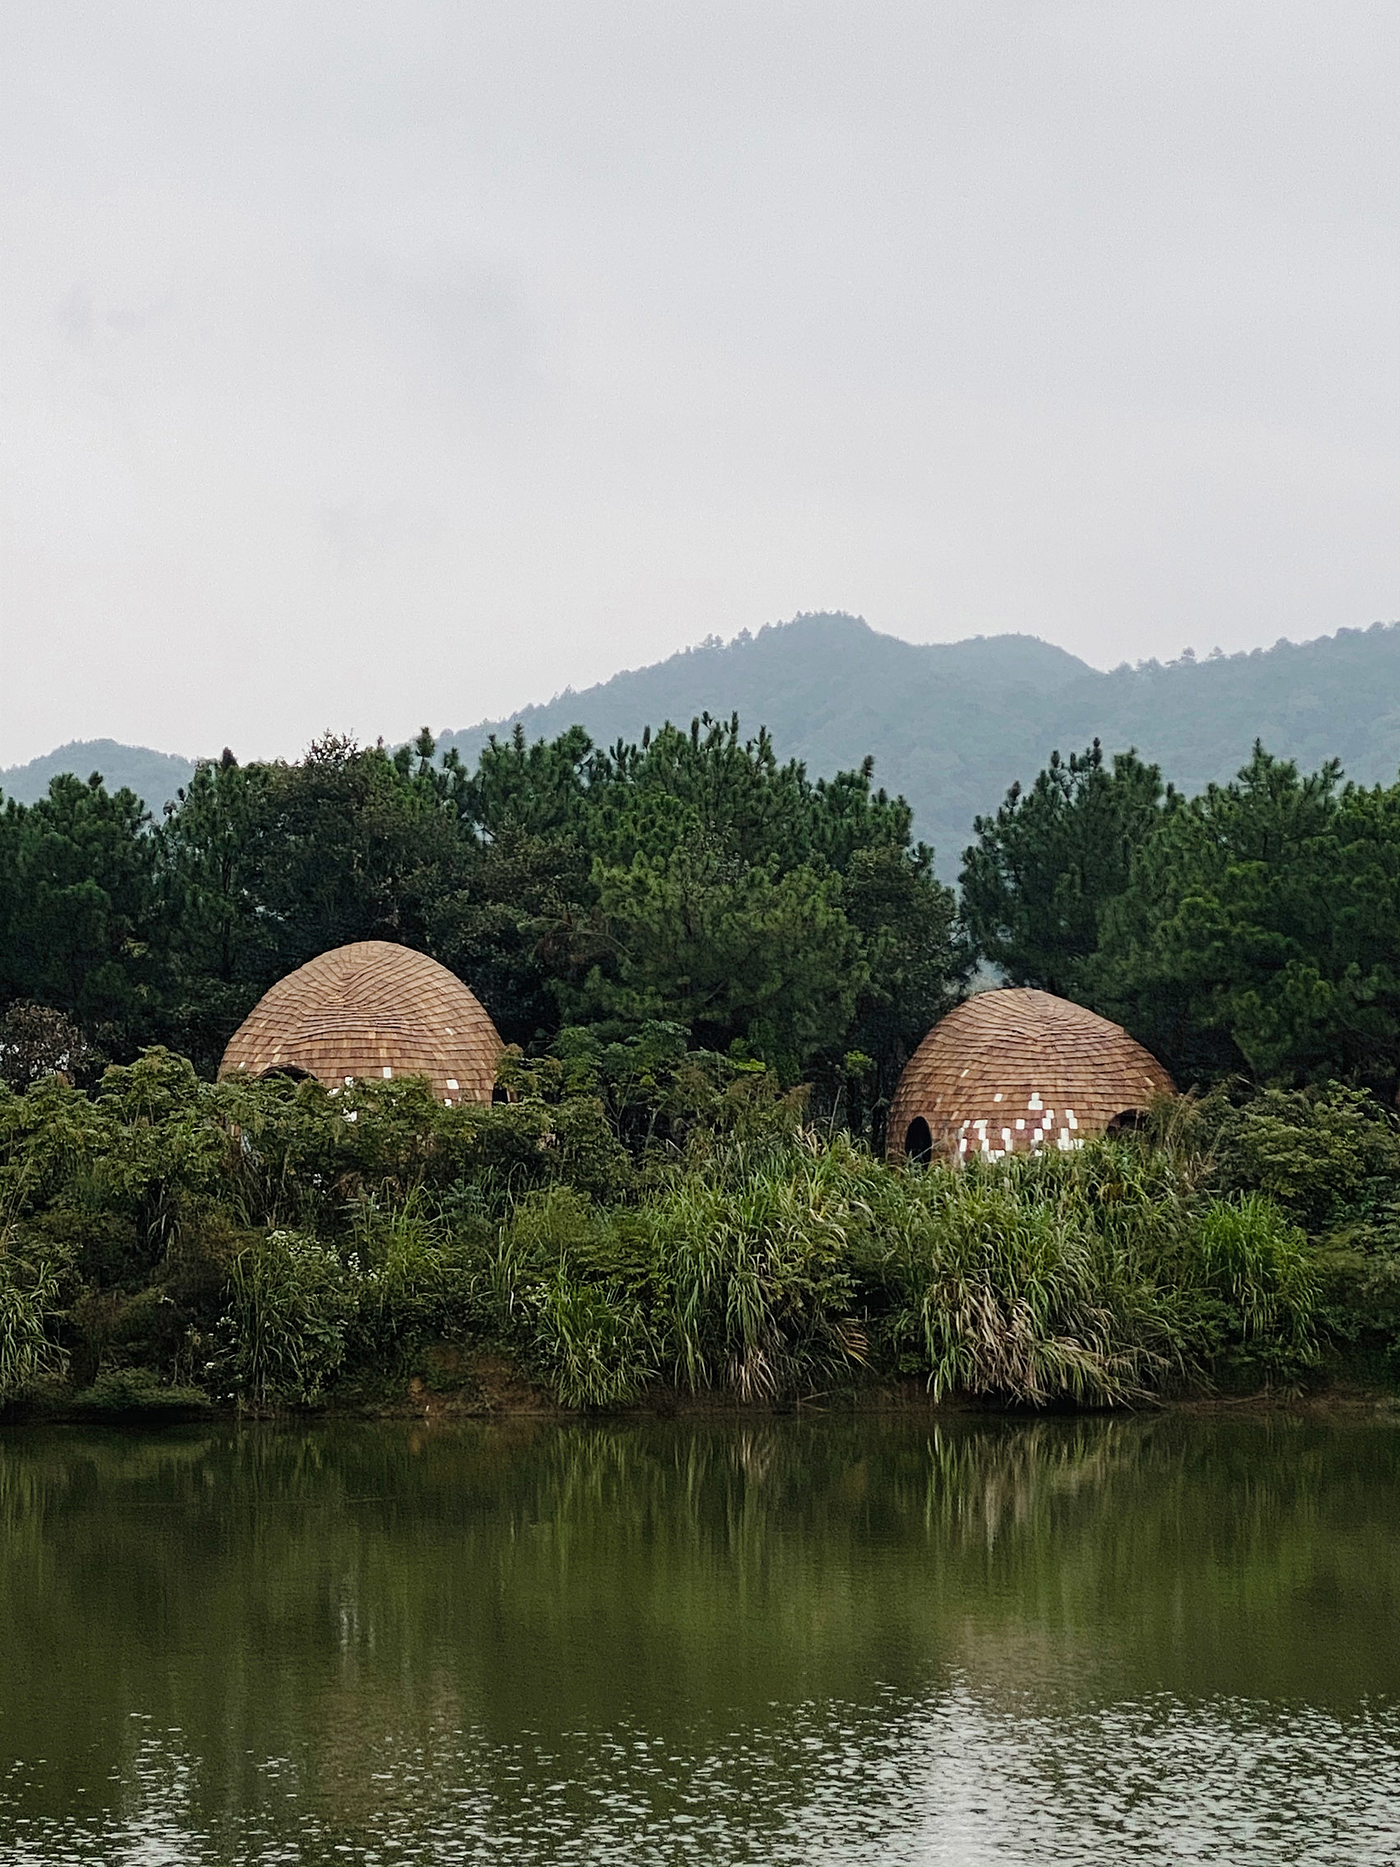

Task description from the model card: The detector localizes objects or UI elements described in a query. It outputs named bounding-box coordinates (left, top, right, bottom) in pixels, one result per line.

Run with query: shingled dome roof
left=888, top=987, right=1174, bottom=1165
left=218, top=941, right=504, bottom=1107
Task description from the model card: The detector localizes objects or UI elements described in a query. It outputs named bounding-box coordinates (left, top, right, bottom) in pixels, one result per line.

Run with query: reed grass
left=0, top=1054, right=1332, bottom=1410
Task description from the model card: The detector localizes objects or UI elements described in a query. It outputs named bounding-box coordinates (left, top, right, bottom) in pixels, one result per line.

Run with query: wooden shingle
left=218, top=941, right=504, bottom=1106
left=888, top=987, right=1174, bottom=1164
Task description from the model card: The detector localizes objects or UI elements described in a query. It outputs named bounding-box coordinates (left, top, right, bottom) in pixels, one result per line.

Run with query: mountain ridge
left=0, top=739, right=200, bottom=815
left=437, top=613, right=1400, bottom=873
left=8, top=614, right=1400, bottom=877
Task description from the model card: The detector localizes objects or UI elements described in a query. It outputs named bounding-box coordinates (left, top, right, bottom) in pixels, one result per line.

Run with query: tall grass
left=648, top=1137, right=871, bottom=1400
left=0, top=1256, right=66, bottom=1399
left=215, top=1231, right=358, bottom=1405
left=202, top=1135, right=1325, bottom=1411
left=0, top=1053, right=1331, bottom=1411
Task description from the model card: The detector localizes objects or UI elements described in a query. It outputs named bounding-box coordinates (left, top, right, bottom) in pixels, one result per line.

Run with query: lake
left=0, top=1412, right=1397, bottom=1864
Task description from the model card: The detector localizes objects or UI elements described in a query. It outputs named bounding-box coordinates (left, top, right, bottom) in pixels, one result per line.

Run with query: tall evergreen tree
left=960, top=742, right=1171, bottom=995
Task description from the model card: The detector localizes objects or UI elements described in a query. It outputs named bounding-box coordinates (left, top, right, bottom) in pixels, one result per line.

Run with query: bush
left=0, top=1254, right=67, bottom=1399
left=1186, top=1194, right=1319, bottom=1376
left=0, top=1044, right=1360, bottom=1412
left=67, top=1367, right=211, bottom=1419
left=867, top=1151, right=1180, bottom=1406
left=213, top=1232, right=360, bottom=1406
left=648, top=1138, right=869, bottom=1401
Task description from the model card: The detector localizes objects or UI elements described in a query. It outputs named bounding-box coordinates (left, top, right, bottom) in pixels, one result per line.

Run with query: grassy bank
left=2, top=1049, right=1398, bottom=1418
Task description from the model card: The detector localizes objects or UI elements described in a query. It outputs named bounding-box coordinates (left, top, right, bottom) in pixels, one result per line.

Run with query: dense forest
left=3, top=712, right=1400, bottom=1415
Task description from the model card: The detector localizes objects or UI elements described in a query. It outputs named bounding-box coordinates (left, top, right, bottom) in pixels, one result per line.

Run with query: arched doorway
left=903, top=1116, right=933, bottom=1166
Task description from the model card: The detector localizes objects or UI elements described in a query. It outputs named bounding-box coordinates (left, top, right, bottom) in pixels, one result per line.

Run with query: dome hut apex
left=888, top=988, right=1174, bottom=1166
left=218, top=942, right=504, bottom=1107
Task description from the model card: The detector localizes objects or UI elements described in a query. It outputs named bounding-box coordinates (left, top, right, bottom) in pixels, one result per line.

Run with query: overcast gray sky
left=2, top=1, right=1395, bottom=765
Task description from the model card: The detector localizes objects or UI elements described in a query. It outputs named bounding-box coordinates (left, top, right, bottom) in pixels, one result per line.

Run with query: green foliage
left=875, top=1161, right=1171, bottom=1406
left=1187, top=1083, right=1400, bottom=1370
left=0, top=775, right=161, bottom=1050
left=492, top=1189, right=657, bottom=1409
left=215, top=1231, right=360, bottom=1406
left=1091, top=748, right=1400, bottom=1090
left=960, top=738, right=1400, bottom=1100
left=3, top=705, right=964, bottom=1103
left=65, top=1367, right=211, bottom=1418
left=0, top=1062, right=1360, bottom=1412
left=1199, top=1083, right=1400, bottom=1235
left=647, top=1138, right=869, bottom=1401
left=550, top=714, right=959, bottom=1078
left=0, top=1253, right=66, bottom=1400
left=960, top=741, right=1171, bottom=997
left=1185, top=1196, right=1318, bottom=1379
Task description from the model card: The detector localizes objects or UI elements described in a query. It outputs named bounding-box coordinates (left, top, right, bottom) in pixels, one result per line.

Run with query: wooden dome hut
left=888, top=987, right=1173, bottom=1165
left=218, top=941, right=504, bottom=1107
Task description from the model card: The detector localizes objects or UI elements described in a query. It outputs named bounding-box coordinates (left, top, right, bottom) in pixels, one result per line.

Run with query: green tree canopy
left=0, top=715, right=962, bottom=1106
left=959, top=742, right=1171, bottom=997
left=0, top=775, right=161, bottom=1049
left=1091, top=746, right=1400, bottom=1092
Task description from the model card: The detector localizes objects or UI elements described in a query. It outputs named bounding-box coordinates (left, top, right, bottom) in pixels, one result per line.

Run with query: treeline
left=8, top=719, right=1400, bottom=1110
left=0, top=720, right=961, bottom=1118
left=5, top=720, right=1400, bottom=1412
left=963, top=741, right=1400, bottom=1097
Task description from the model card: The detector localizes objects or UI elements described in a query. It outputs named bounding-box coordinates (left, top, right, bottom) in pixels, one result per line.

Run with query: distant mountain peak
left=435, top=616, right=1400, bottom=876
left=1, top=740, right=198, bottom=812
left=10, top=618, right=1398, bottom=876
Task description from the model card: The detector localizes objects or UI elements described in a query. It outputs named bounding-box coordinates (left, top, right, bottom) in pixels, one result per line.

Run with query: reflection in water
left=0, top=1415, right=1397, bottom=1864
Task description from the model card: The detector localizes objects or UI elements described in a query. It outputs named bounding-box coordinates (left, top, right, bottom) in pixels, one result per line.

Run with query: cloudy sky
left=2, top=1, right=1395, bottom=764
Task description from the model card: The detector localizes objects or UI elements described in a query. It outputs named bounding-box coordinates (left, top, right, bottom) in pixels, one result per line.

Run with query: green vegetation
left=0, top=1043, right=1388, bottom=1416
left=14, top=614, right=1400, bottom=881
left=1, top=716, right=962, bottom=1104
left=5, top=667, right=1400, bottom=1416
left=965, top=743, right=1400, bottom=1096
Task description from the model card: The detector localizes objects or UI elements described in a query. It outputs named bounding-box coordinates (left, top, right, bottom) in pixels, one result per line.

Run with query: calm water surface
left=1, top=1413, right=1398, bottom=1864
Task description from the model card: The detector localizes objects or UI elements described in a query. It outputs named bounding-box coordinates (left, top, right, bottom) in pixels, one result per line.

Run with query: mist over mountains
left=8, top=614, right=1400, bottom=876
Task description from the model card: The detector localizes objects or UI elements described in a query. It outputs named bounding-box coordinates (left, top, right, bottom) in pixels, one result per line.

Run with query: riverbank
left=6, top=1056, right=1400, bottom=1420
left=7, top=1355, right=1397, bottom=1429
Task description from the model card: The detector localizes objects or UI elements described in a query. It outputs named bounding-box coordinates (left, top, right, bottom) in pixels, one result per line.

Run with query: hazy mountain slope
left=13, top=615, right=1400, bottom=873
left=438, top=616, right=1093, bottom=868
left=0, top=740, right=198, bottom=813
left=440, top=614, right=1400, bottom=873
left=1050, top=627, right=1400, bottom=794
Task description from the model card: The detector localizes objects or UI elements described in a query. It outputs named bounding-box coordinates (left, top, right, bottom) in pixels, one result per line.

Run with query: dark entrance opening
left=1106, top=1108, right=1146, bottom=1137
left=491, top=1083, right=510, bottom=1105
left=259, top=1065, right=311, bottom=1083
left=903, top=1116, right=933, bottom=1166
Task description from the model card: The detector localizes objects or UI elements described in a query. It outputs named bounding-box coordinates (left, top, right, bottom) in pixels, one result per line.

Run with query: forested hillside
left=8, top=616, right=1400, bottom=876
left=442, top=614, right=1400, bottom=873
left=0, top=740, right=197, bottom=812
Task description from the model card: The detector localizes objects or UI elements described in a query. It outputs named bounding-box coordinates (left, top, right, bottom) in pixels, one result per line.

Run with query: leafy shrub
left=1202, top=1084, right=1400, bottom=1235
left=0, top=1255, right=66, bottom=1399
left=346, top=1193, right=487, bottom=1376
left=213, top=1231, right=360, bottom=1405
left=1186, top=1194, right=1318, bottom=1369
left=67, top=1367, right=211, bottom=1418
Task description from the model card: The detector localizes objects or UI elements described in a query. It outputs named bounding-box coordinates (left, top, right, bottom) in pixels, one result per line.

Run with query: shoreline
left=4, top=1362, right=1396, bottom=1430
